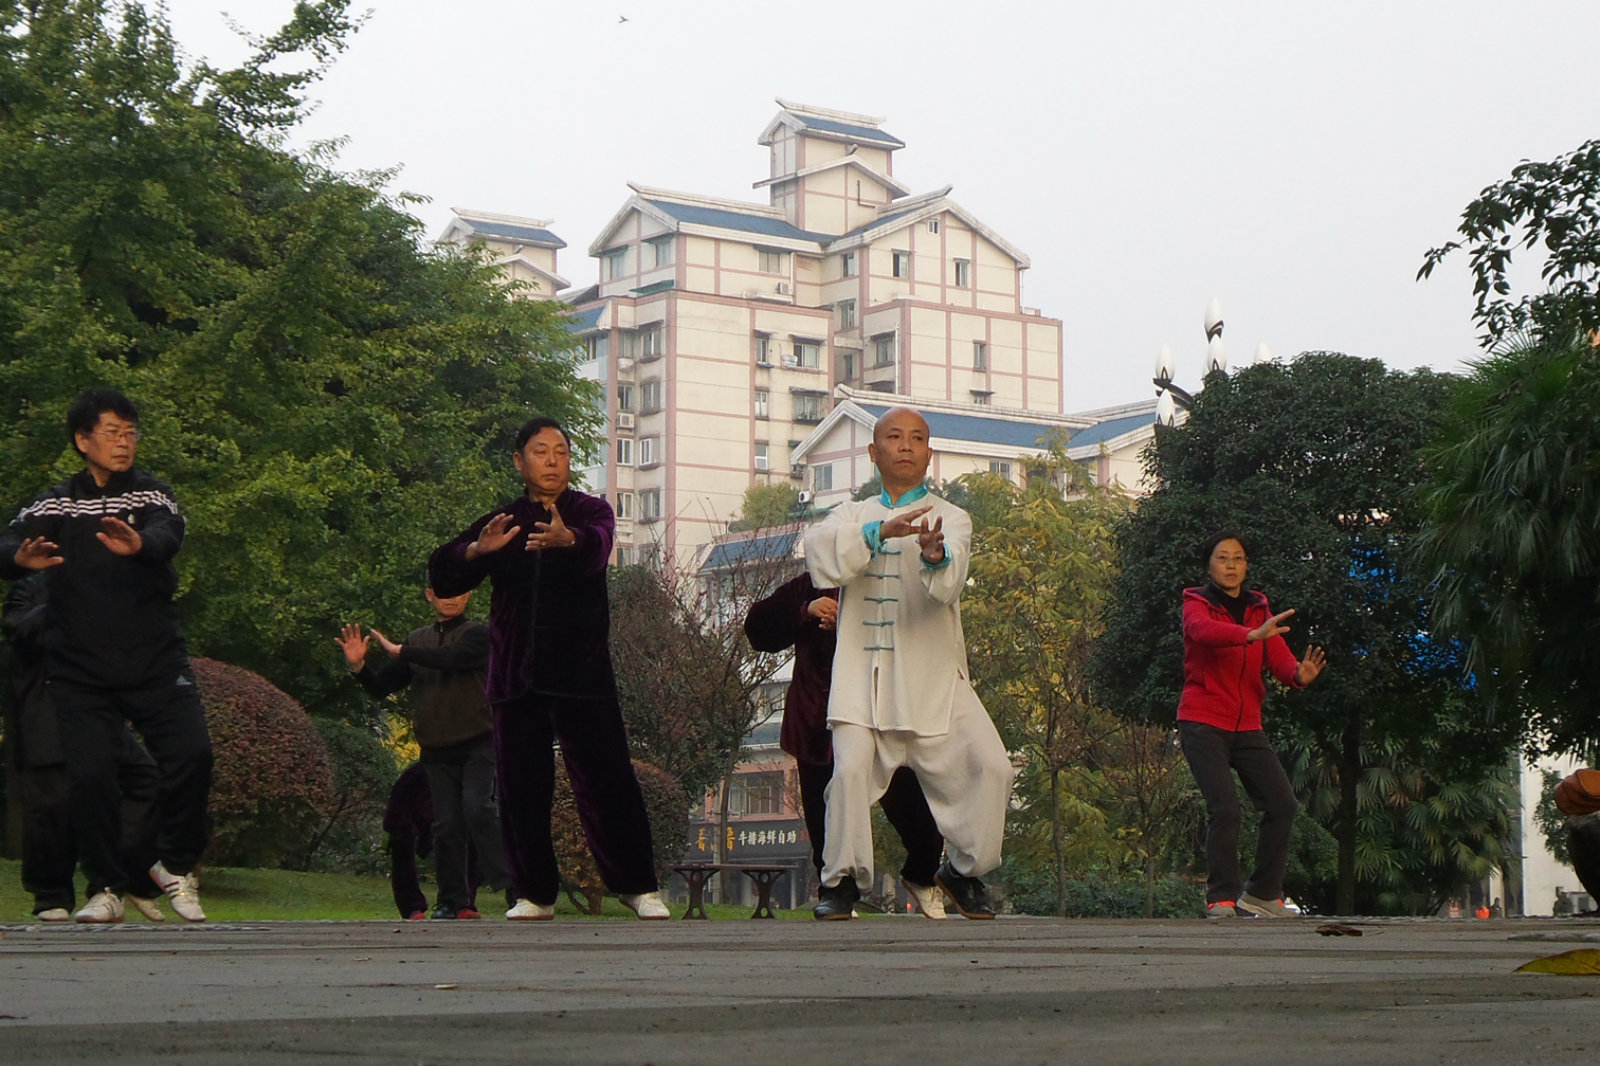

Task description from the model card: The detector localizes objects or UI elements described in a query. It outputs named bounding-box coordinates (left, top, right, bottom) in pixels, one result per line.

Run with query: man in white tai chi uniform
left=804, top=407, right=1013, bottom=919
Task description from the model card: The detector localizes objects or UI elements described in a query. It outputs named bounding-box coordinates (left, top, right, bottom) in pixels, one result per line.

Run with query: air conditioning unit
left=754, top=456, right=769, bottom=471
left=776, top=281, right=791, bottom=295
left=797, top=490, right=814, bottom=505
left=782, top=355, right=799, bottom=368
left=617, top=412, right=635, bottom=430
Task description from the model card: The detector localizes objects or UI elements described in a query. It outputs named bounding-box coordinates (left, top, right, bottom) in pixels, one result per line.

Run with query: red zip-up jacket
left=1177, top=585, right=1305, bottom=732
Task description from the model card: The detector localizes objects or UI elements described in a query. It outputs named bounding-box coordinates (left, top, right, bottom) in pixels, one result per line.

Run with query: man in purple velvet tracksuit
left=428, top=417, right=667, bottom=921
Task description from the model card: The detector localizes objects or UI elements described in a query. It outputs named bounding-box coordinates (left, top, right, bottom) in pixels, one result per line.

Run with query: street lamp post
left=1153, top=298, right=1271, bottom=426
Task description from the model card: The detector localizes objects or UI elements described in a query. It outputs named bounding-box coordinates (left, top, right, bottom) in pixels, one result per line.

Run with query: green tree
left=1414, top=337, right=1600, bottom=756
left=0, top=1, right=599, bottom=725
left=727, top=483, right=800, bottom=532
left=960, top=460, right=1132, bottom=914
left=1093, top=353, right=1520, bottom=914
left=1419, top=138, right=1600, bottom=346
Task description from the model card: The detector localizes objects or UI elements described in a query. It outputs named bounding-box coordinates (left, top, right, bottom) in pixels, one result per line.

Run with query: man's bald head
left=869, top=407, right=933, bottom=495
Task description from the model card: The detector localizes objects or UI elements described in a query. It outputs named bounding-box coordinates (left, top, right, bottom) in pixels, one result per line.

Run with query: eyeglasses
left=93, top=427, right=140, bottom=443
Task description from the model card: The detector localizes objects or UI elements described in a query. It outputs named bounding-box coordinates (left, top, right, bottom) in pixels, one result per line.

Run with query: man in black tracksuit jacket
left=0, top=389, right=213, bottom=923
left=336, top=588, right=509, bottom=918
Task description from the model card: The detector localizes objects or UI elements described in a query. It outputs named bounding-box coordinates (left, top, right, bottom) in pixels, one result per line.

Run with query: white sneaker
left=74, top=891, right=124, bottom=924
left=150, top=861, right=206, bottom=922
left=36, top=908, right=71, bottom=923
left=902, top=878, right=947, bottom=919
left=127, top=895, right=166, bottom=922
left=619, top=891, right=670, bottom=920
left=506, top=898, right=555, bottom=921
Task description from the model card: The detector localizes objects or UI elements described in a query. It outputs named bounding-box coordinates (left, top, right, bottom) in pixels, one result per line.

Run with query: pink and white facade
left=566, top=100, right=1068, bottom=568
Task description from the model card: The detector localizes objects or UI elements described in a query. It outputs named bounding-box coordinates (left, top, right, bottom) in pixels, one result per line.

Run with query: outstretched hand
left=334, top=624, right=370, bottom=670
left=1296, top=645, right=1327, bottom=687
left=96, top=516, right=143, bottom=557
left=1247, top=608, right=1294, bottom=644
left=13, top=536, right=64, bottom=570
left=527, top=503, right=576, bottom=551
left=880, top=505, right=945, bottom=563
left=370, top=628, right=402, bottom=657
left=466, top=512, right=521, bottom=560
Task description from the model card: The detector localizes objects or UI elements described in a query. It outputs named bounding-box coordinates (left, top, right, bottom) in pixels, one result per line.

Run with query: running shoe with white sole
left=74, top=891, right=124, bottom=924
left=506, top=898, right=556, bottom=921
left=149, top=861, right=206, bottom=922
left=620, top=891, right=671, bottom=920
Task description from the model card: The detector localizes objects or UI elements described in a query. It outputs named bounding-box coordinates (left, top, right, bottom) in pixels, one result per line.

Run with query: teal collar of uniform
left=878, top=484, right=930, bottom=508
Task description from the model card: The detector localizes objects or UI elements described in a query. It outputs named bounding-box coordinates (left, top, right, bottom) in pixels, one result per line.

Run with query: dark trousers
left=19, top=735, right=161, bottom=912
left=493, top=694, right=658, bottom=905
left=1178, top=721, right=1299, bottom=904
left=389, top=833, right=483, bottom=918
left=422, top=736, right=509, bottom=911
left=797, top=761, right=943, bottom=888
left=50, top=675, right=213, bottom=895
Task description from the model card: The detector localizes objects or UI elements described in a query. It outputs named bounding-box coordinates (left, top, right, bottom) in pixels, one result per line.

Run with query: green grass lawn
left=0, top=858, right=818, bottom=922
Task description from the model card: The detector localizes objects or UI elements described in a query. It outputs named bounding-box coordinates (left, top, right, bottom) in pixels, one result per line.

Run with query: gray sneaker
left=1238, top=892, right=1295, bottom=918
left=1205, top=900, right=1237, bottom=919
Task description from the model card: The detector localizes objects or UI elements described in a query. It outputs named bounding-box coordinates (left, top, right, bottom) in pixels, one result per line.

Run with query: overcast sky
left=159, top=0, right=1600, bottom=412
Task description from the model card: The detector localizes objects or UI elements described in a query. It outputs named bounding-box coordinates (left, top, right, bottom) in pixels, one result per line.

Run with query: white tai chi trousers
left=821, top=679, right=1013, bottom=889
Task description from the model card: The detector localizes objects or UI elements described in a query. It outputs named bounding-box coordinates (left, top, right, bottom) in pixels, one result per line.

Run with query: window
left=953, top=258, right=971, bottom=287
left=989, top=460, right=1012, bottom=479
left=840, top=250, right=858, bottom=277
left=758, top=249, right=788, bottom=274
left=639, top=436, right=660, bottom=467
left=928, top=219, right=940, bottom=234
left=754, top=334, right=772, bottom=364
left=793, top=393, right=823, bottom=423
left=971, top=390, right=993, bottom=406
left=589, top=335, right=609, bottom=362
left=873, top=334, right=894, bottom=367
left=732, top=772, right=784, bottom=816
left=616, top=383, right=635, bottom=411
left=648, top=236, right=674, bottom=269
left=615, top=544, right=639, bottom=567
left=892, top=250, right=910, bottom=278
left=972, top=341, right=987, bottom=370
left=841, top=350, right=856, bottom=380
left=813, top=463, right=833, bottom=492
left=837, top=299, right=856, bottom=329
left=754, top=442, right=769, bottom=471
left=616, top=438, right=634, bottom=466
left=754, top=388, right=769, bottom=419
left=616, top=491, right=636, bottom=519
left=794, top=340, right=820, bottom=369
left=641, top=379, right=662, bottom=413
left=641, top=489, right=662, bottom=521
left=640, top=326, right=665, bottom=361
left=603, top=248, right=628, bottom=280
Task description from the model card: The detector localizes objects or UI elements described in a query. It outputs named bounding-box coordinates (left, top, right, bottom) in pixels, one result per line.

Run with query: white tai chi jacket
left=803, top=485, right=973, bottom=737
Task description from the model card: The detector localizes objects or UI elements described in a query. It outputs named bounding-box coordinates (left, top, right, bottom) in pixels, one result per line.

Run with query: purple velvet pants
left=492, top=694, right=659, bottom=905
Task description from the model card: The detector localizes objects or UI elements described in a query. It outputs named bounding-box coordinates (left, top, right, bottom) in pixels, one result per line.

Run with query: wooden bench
left=671, top=862, right=793, bottom=919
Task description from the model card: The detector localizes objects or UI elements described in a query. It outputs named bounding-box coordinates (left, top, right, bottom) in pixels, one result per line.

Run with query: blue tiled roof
left=795, top=115, right=904, bottom=148
left=460, top=219, right=566, bottom=248
left=700, top=530, right=801, bottom=571
left=565, top=305, right=603, bottom=333
left=1063, top=412, right=1155, bottom=449
left=857, top=404, right=1072, bottom=450
left=645, top=200, right=831, bottom=244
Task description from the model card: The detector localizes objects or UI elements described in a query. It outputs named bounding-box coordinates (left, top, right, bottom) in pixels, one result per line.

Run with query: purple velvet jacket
left=743, top=572, right=837, bottom=768
left=428, top=488, right=617, bottom=704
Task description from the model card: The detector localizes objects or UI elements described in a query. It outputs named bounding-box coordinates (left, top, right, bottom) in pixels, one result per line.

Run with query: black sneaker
left=935, top=861, right=995, bottom=919
left=431, top=905, right=459, bottom=920
left=814, top=876, right=860, bottom=920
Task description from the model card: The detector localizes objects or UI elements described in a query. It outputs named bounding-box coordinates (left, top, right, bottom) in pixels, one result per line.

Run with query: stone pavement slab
left=1, top=916, right=1597, bottom=1064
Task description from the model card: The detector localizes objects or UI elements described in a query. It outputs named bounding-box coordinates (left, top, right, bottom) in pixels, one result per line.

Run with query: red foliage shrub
left=193, top=657, right=337, bottom=868
left=552, top=759, right=688, bottom=913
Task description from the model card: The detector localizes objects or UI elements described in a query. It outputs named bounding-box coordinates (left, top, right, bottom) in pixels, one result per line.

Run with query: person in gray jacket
left=337, top=586, right=509, bottom=919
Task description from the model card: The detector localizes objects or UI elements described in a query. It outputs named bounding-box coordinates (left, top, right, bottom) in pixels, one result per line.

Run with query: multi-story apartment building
left=565, top=99, right=1067, bottom=567
left=437, top=208, right=569, bottom=298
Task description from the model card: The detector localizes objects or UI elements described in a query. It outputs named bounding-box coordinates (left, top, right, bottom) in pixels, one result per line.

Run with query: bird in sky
left=619, top=14, right=629, bottom=23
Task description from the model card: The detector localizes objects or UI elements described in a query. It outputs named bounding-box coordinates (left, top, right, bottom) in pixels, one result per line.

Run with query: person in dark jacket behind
left=336, top=586, right=508, bottom=919
left=1179, top=531, right=1326, bottom=919
left=428, top=416, right=666, bottom=921
left=382, top=762, right=484, bottom=920
left=3, top=573, right=167, bottom=921
left=0, top=389, right=213, bottom=924
left=744, top=571, right=947, bottom=917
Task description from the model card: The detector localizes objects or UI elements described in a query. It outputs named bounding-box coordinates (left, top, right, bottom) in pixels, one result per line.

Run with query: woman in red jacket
left=1180, top=532, right=1326, bottom=918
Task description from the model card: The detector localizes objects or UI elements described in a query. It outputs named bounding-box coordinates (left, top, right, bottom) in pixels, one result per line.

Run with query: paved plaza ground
left=1, top=914, right=1596, bottom=1064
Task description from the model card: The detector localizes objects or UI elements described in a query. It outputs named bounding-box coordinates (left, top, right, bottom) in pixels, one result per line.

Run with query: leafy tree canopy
left=726, top=482, right=800, bottom=532
left=0, top=1, right=599, bottom=718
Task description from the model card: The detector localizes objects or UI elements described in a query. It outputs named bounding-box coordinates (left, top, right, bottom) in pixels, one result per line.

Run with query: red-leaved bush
left=552, top=759, right=688, bottom=913
left=194, top=657, right=337, bottom=868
